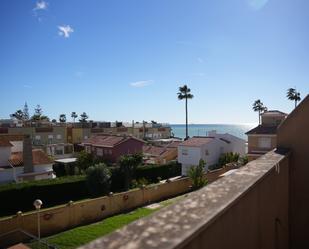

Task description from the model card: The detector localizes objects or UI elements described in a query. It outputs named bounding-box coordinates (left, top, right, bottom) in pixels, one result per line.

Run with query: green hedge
left=0, top=162, right=181, bottom=217
left=0, top=176, right=87, bottom=217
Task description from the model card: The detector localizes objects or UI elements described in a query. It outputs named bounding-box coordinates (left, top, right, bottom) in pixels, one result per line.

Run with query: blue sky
left=0, top=0, right=308, bottom=124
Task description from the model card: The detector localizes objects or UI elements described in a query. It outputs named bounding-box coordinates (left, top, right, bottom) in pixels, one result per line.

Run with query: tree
left=59, top=114, right=66, bottom=123
left=23, top=102, right=29, bottom=120
left=71, top=112, right=78, bottom=123
left=252, top=99, right=267, bottom=125
left=76, top=150, right=94, bottom=172
left=119, top=153, right=143, bottom=190
left=287, top=88, right=301, bottom=108
left=188, top=159, right=208, bottom=190
left=177, top=85, right=194, bottom=140
left=10, top=110, right=24, bottom=120
left=79, top=112, right=89, bottom=123
left=86, top=163, right=111, bottom=196
left=31, top=104, right=49, bottom=121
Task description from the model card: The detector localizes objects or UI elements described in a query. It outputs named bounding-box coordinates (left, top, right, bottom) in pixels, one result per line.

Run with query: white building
left=0, top=136, right=55, bottom=184
left=178, top=131, right=246, bottom=175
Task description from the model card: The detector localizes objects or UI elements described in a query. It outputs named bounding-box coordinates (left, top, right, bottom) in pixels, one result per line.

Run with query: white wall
left=10, top=141, right=23, bottom=153
left=0, top=147, right=11, bottom=167
left=208, top=131, right=246, bottom=156
left=178, top=146, right=201, bottom=175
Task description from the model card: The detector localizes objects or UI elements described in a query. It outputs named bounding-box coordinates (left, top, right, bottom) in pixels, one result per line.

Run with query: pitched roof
left=262, top=110, right=288, bottom=116
left=0, top=134, right=24, bottom=147
left=82, top=135, right=144, bottom=148
left=0, top=140, right=13, bottom=147
left=246, top=125, right=278, bottom=135
left=179, top=137, right=214, bottom=147
left=143, top=145, right=166, bottom=156
left=9, top=149, right=53, bottom=167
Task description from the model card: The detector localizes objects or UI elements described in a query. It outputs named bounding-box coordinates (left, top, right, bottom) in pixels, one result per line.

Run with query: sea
left=170, top=124, right=256, bottom=141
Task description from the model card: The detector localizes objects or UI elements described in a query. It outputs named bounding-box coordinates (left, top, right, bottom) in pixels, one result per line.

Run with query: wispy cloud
left=23, top=84, right=32, bottom=89
left=247, top=0, right=269, bottom=10
left=58, top=25, right=74, bottom=38
left=197, top=57, right=204, bottom=63
left=130, top=80, right=154, bottom=88
left=34, top=1, right=48, bottom=11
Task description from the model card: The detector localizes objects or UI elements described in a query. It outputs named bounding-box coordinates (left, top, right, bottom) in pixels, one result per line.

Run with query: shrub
left=218, top=152, right=240, bottom=166
left=131, top=178, right=149, bottom=189
left=0, top=176, right=87, bottom=217
left=239, top=155, right=249, bottom=165
left=135, top=161, right=181, bottom=183
left=188, top=159, right=208, bottom=190
left=119, top=154, right=143, bottom=190
left=86, top=163, right=111, bottom=197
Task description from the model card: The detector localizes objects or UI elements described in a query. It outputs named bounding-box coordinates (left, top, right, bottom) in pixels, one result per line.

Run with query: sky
left=0, top=0, right=308, bottom=124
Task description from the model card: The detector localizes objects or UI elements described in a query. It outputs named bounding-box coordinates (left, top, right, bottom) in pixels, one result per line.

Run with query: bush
left=218, top=152, right=240, bottom=167
left=0, top=176, right=87, bottom=217
left=135, top=161, right=181, bottom=183
left=188, top=159, right=208, bottom=190
left=86, top=163, right=111, bottom=197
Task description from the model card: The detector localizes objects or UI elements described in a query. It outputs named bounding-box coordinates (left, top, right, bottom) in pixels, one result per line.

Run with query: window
left=56, top=134, right=62, bottom=140
left=84, top=136, right=88, bottom=139
left=48, top=135, right=53, bottom=139
left=35, top=135, right=41, bottom=140
left=258, top=137, right=271, bottom=149
left=97, top=148, right=103, bottom=156
left=205, top=150, right=209, bottom=156
left=85, top=146, right=91, bottom=153
left=182, top=149, right=188, bottom=156
left=109, top=149, right=112, bottom=155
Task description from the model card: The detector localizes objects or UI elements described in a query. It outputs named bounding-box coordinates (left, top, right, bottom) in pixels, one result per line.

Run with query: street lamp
left=33, top=199, right=43, bottom=242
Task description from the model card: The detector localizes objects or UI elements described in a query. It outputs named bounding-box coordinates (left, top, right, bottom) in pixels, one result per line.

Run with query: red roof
left=143, top=145, right=166, bottom=156
left=0, top=140, right=13, bottom=147
left=0, top=134, right=24, bottom=147
left=9, top=149, right=53, bottom=167
left=179, top=137, right=214, bottom=147
left=82, top=135, right=144, bottom=148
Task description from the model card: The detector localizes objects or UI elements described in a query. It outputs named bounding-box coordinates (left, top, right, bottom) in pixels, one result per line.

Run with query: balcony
left=78, top=95, right=309, bottom=249
left=79, top=149, right=289, bottom=249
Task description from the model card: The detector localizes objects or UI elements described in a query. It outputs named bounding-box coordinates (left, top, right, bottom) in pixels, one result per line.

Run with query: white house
left=0, top=136, right=55, bottom=184
left=178, top=131, right=246, bottom=175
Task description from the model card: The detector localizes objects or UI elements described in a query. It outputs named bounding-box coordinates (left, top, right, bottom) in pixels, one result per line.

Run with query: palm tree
left=252, top=99, right=267, bottom=125
left=59, top=114, right=66, bottom=123
left=71, top=112, right=78, bottom=123
left=287, top=88, right=301, bottom=108
left=177, top=85, right=194, bottom=139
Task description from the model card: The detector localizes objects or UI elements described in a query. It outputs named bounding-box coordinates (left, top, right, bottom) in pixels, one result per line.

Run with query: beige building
left=246, top=110, right=287, bottom=160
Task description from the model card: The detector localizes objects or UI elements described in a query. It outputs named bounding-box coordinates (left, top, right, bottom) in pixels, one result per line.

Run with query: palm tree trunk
left=185, top=97, right=188, bottom=139
left=295, top=100, right=297, bottom=109
left=258, top=110, right=261, bottom=125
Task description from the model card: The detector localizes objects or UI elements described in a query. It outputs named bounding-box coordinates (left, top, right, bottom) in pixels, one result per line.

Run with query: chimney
left=23, top=135, right=34, bottom=173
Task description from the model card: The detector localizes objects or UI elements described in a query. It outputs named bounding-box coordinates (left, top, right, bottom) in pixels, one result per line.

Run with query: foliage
left=0, top=176, right=87, bottom=217
left=131, top=178, right=149, bottom=189
left=188, top=159, right=208, bottom=190
left=287, top=88, right=301, bottom=108
left=23, top=102, right=29, bottom=120
left=239, top=155, right=249, bottom=166
left=86, top=163, right=111, bottom=196
left=10, top=110, right=24, bottom=120
left=79, top=112, right=89, bottom=123
left=76, top=150, right=95, bottom=172
left=31, top=104, right=49, bottom=121
left=119, top=153, right=143, bottom=190
left=71, top=111, right=78, bottom=122
left=252, top=99, right=267, bottom=124
left=177, top=84, right=194, bottom=139
left=59, top=114, right=66, bottom=123
left=218, top=152, right=240, bottom=167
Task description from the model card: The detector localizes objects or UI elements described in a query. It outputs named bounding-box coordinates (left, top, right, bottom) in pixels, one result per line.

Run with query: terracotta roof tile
left=83, top=135, right=144, bottom=147
left=246, top=125, right=278, bottom=135
left=179, top=137, right=214, bottom=147
left=9, top=149, right=53, bottom=167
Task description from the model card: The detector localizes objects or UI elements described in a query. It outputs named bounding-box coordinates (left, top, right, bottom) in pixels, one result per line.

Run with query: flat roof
left=54, top=158, right=77, bottom=164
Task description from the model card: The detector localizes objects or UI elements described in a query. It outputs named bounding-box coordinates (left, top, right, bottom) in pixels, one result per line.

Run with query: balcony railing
left=79, top=149, right=289, bottom=249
